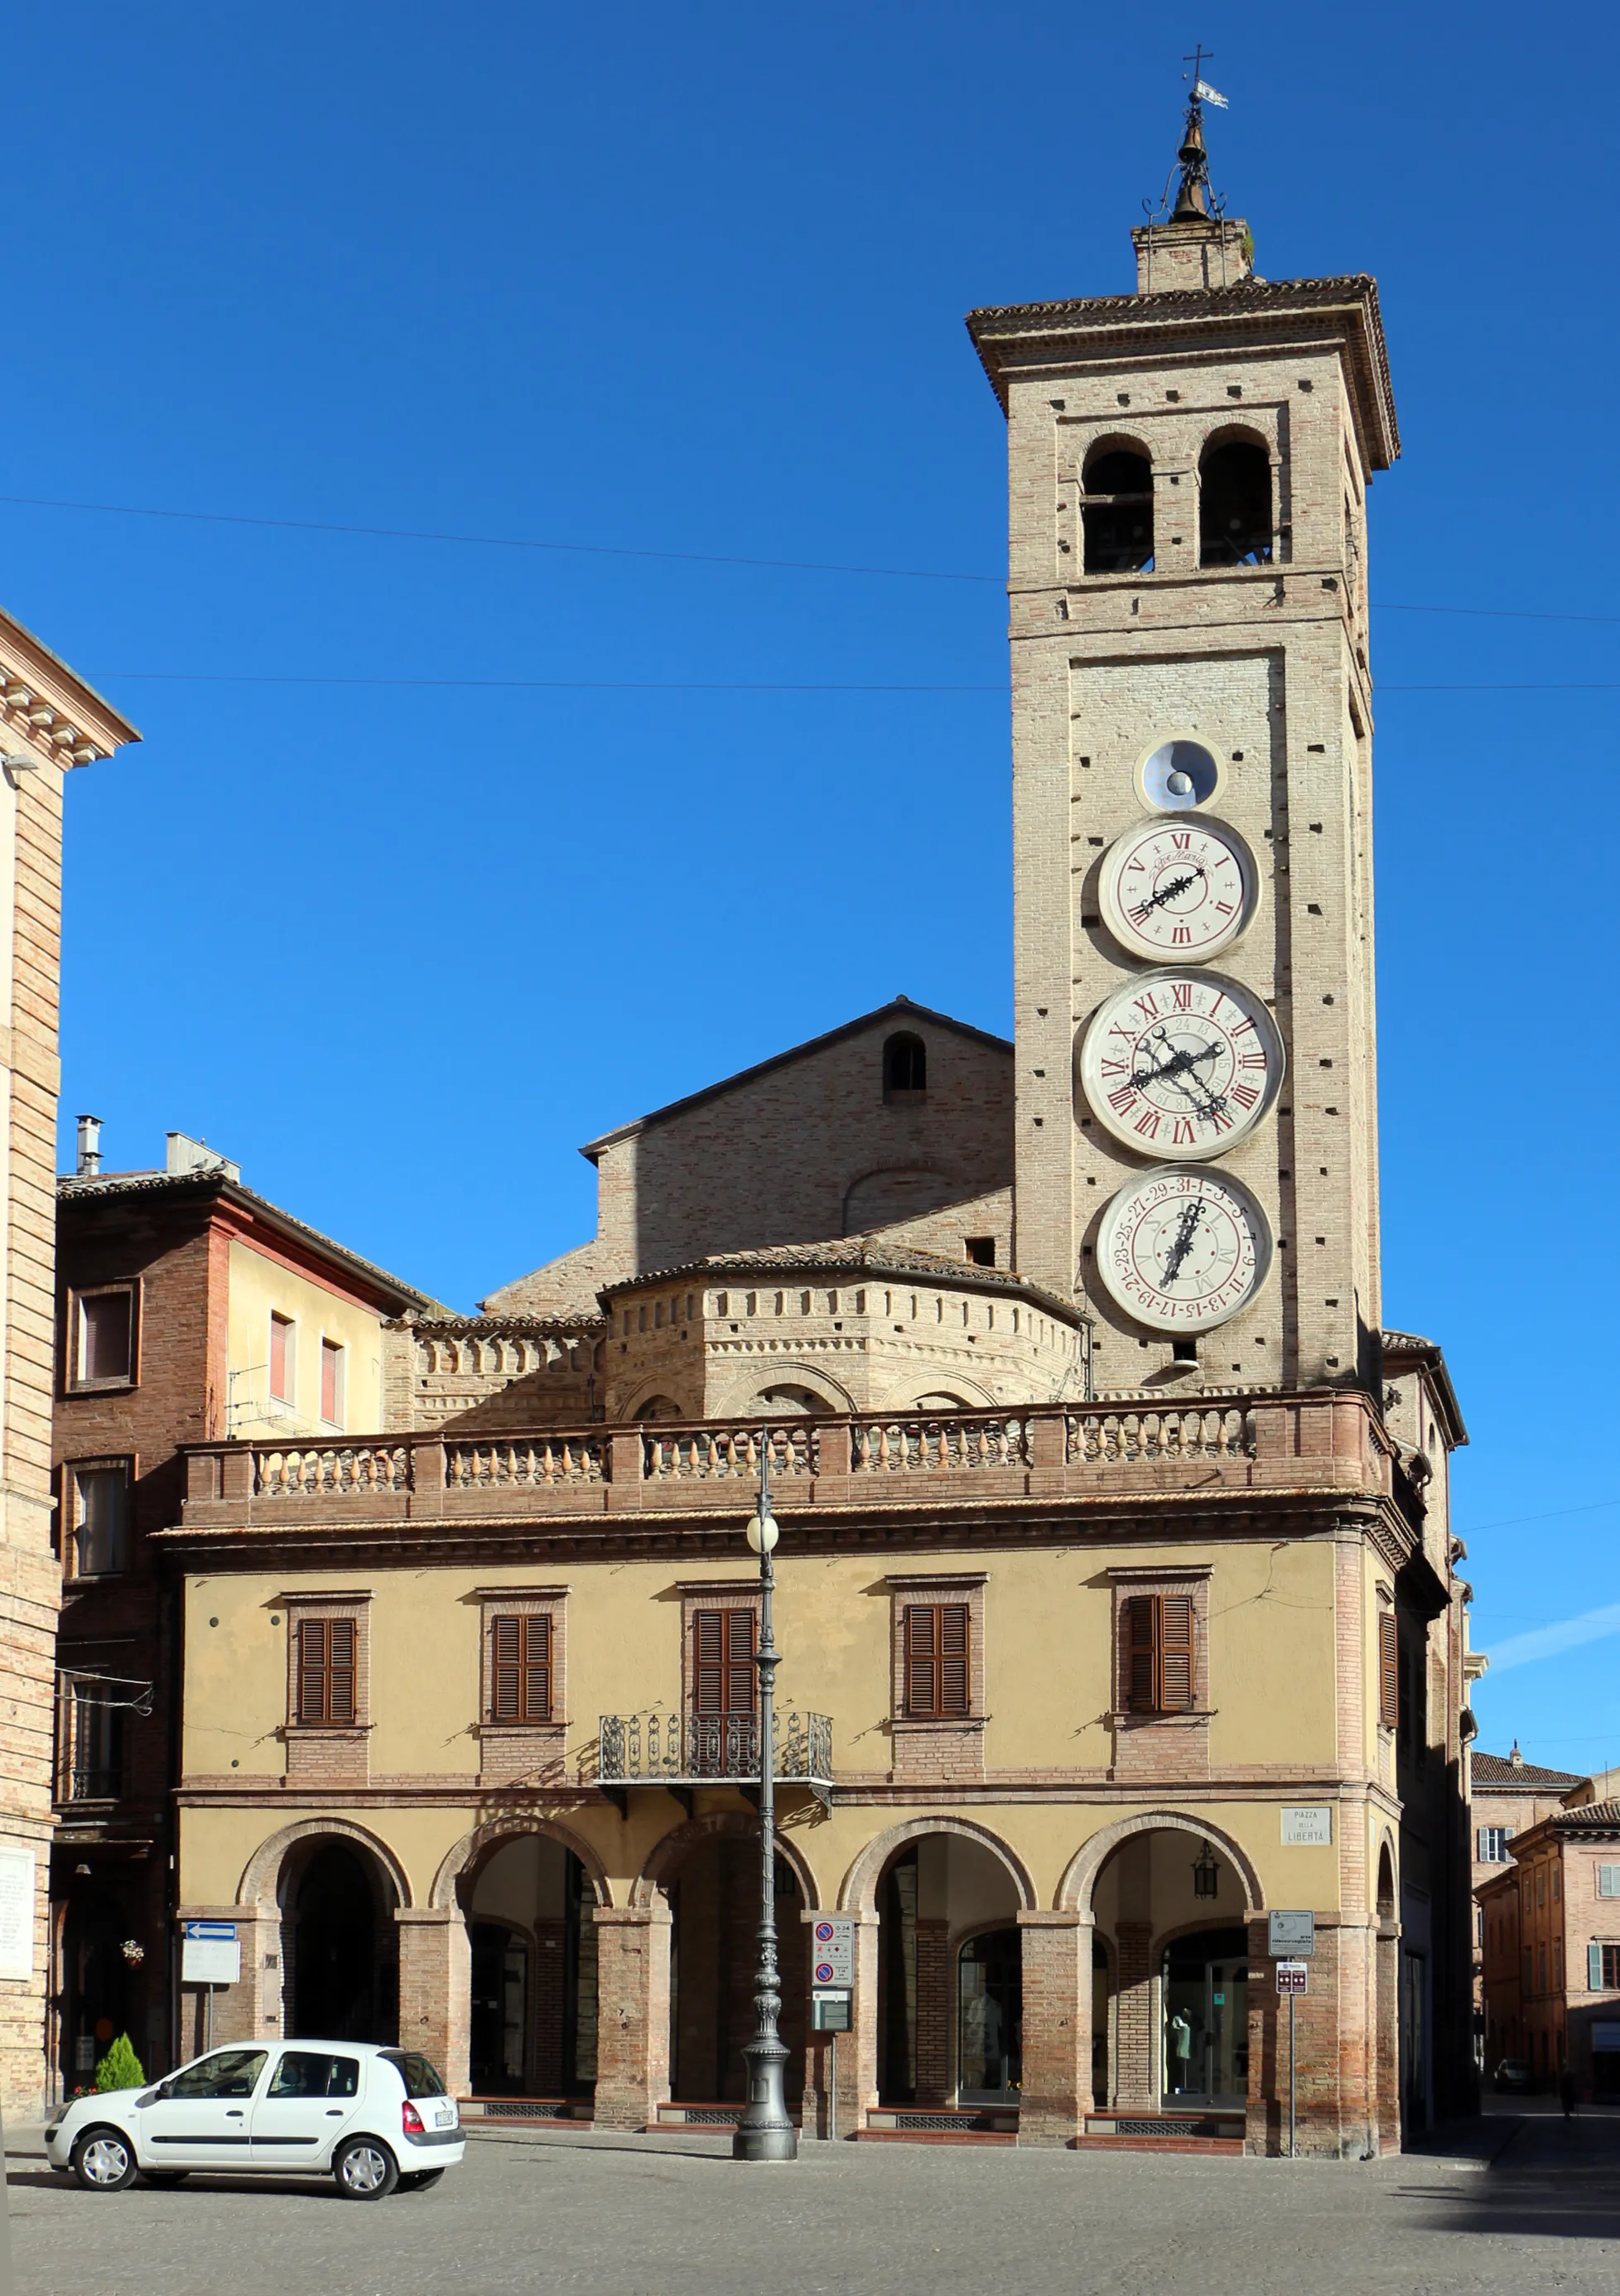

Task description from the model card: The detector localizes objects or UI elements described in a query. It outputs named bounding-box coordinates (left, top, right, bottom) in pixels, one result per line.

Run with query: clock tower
left=968, top=97, right=1397, bottom=1398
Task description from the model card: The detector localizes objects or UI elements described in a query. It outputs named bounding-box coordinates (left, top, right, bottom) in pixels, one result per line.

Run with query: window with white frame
left=1478, top=1826, right=1514, bottom=1863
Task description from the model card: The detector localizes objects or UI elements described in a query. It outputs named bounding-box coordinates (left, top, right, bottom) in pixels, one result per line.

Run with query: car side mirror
left=135, top=2087, right=161, bottom=2108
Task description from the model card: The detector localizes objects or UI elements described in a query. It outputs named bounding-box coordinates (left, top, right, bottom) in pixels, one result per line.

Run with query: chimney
left=75, top=1114, right=102, bottom=1178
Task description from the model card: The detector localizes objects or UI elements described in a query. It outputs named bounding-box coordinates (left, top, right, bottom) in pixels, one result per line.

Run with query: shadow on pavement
left=1394, top=2111, right=1620, bottom=2242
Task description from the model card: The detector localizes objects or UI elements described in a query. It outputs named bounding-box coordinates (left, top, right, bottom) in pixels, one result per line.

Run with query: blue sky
left=12, top=4, right=1615, bottom=1769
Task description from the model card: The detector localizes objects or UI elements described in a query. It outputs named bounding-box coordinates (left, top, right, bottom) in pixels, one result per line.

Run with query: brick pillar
left=591, top=1904, right=671, bottom=2130
left=830, top=1913, right=880, bottom=2138
left=396, top=1908, right=469, bottom=2096
left=1113, top=1919, right=1155, bottom=2110
left=531, top=1917, right=567, bottom=2096
left=1375, top=1922, right=1400, bottom=2152
left=914, top=1917, right=951, bottom=2105
left=1017, top=1912, right=1092, bottom=2145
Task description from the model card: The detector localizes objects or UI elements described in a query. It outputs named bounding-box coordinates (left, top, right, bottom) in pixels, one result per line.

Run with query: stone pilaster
left=1017, top=1911, right=1092, bottom=2144
left=591, top=1904, right=671, bottom=2130
left=396, top=1908, right=469, bottom=2096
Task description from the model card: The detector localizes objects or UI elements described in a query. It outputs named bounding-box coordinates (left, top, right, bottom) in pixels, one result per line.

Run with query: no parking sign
left=812, top=1916, right=854, bottom=1987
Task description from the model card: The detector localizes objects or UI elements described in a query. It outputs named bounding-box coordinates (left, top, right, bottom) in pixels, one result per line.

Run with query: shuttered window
left=490, top=1614, right=552, bottom=1724
left=903, top=1604, right=970, bottom=1720
left=1598, top=1864, right=1620, bottom=1899
left=297, top=1618, right=355, bottom=1724
left=1122, top=1593, right=1196, bottom=1716
left=1378, top=1613, right=1399, bottom=1729
left=693, top=1609, right=755, bottom=1717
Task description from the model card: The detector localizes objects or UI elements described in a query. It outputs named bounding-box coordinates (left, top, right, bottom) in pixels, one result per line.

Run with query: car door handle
left=226, top=2110, right=244, bottom=2118
left=325, top=2109, right=343, bottom=2117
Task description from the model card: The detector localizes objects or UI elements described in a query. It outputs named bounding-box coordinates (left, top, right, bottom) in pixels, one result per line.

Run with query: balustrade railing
left=254, top=1444, right=411, bottom=1498
left=848, top=1415, right=1029, bottom=1474
left=1066, top=1406, right=1254, bottom=1464
left=597, top=1709, right=833, bottom=1786
left=644, top=1422, right=816, bottom=1482
left=446, top=1436, right=605, bottom=1488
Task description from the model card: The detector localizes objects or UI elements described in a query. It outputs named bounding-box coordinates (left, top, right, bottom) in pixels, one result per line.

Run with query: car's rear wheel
left=139, top=2170, right=189, bottom=2187
left=71, top=2129, right=137, bottom=2192
left=397, top=2168, right=446, bottom=2192
left=334, top=2135, right=398, bottom=2200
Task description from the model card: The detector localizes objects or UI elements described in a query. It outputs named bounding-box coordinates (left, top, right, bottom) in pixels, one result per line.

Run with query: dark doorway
left=668, top=1840, right=803, bottom=2101
left=469, top=1922, right=527, bottom=2094
left=59, top=1890, right=133, bottom=2089
left=1162, top=1926, right=1249, bottom=2105
left=958, top=1928, right=1022, bottom=2100
left=287, top=1840, right=397, bottom=2043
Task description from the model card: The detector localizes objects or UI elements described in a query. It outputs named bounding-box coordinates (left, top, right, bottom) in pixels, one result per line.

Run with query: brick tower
left=968, top=96, right=1398, bottom=1401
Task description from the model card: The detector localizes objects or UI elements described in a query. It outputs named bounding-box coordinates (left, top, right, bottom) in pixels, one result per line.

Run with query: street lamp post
left=733, top=1430, right=798, bottom=2163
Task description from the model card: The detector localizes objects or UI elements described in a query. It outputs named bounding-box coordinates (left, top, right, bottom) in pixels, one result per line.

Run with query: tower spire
left=1171, top=94, right=1213, bottom=222
left=1131, top=54, right=1248, bottom=295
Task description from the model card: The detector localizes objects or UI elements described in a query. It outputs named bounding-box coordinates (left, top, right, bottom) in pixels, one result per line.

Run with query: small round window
left=1140, top=738, right=1221, bottom=811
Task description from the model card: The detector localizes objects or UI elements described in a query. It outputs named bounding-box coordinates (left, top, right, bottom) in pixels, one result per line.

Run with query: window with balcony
left=60, top=1677, right=123, bottom=1802
left=692, top=1608, right=756, bottom=1718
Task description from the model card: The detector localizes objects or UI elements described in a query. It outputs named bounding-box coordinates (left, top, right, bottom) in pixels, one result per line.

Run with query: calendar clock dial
left=1096, top=1165, right=1272, bottom=1331
left=1079, top=969, right=1285, bottom=1159
left=1098, top=813, right=1258, bottom=962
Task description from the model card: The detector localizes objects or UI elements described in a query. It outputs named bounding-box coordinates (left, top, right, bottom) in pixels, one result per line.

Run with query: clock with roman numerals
left=1079, top=968, right=1285, bottom=1159
left=1097, top=813, right=1258, bottom=962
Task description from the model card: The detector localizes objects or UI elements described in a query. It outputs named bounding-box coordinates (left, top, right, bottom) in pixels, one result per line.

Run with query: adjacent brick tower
left=968, top=96, right=1397, bottom=1401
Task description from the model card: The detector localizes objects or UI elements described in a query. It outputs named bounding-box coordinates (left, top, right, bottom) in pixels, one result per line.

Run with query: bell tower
left=968, top=95, right=1399, bottom=1398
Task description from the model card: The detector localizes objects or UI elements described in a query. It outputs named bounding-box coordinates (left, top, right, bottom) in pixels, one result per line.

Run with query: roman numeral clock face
left=1098, top=813, right=1259, bottom=961
left=1079, top=970, right=1285, bottom=1158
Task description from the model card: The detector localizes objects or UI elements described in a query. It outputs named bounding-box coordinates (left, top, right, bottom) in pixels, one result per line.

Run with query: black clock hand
left=1160, top=1199, right=1206, bottom=1286
left=1129, top=865, right=1206, bottom=920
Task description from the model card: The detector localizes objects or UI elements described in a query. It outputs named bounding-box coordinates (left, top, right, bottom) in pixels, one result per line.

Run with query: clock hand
left=1129, top=865, right=1206, bottom=921
left=1159, top=1199, right=1206, bottom=1286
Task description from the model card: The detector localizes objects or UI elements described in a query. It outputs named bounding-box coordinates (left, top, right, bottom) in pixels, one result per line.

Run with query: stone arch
left=874, top=1374, right=1000, bottom=1414
left=430, top=1813, right=615, bottom=1913
left=1056, top=1811, right=1265, bottom=1916
left=1376, top=1834, right=1397, bottom=1920
left=841, top=1165, right=961, bottom=1235
left=620, top=1388, right=693, bottom=1425
left=839, top=1816, right=1036, bottom=1915
left=713, top=1361, right=858, bottom=1422
left=631, top=1810, right=820, bottom=1911
left=238, top=1816, right=413, bottom=1911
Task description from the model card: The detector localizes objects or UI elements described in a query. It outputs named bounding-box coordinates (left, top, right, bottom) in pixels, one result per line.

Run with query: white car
left=45, top=2041, right=464, bottom=2199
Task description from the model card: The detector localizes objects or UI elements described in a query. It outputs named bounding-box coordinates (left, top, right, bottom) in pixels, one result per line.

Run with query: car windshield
left=378, top=2050, right=446, bottom=2099
left=165, top=2048, right=268, bottom=2100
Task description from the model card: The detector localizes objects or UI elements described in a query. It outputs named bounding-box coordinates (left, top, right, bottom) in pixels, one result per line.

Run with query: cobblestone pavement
left=6, top=2105, right=1619, bottom=2296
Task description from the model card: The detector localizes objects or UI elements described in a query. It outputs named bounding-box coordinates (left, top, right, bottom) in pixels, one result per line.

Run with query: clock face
left=1096, top=1165, right=1273, bottom=1331
left=1098, top=813, right=1258, bottom=962
left=1079, top=969, right=1285, bottom=1158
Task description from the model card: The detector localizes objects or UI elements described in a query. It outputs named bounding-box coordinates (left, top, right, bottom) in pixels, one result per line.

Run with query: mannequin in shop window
left=1169, top=2010, right=1195, bottom=2095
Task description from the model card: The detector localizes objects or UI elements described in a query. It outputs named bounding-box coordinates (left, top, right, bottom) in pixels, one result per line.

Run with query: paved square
left=7, top=2109, right=1620, bottom=2296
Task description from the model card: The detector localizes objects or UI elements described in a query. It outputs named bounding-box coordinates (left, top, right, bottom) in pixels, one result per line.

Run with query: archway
left=282, top=1836, right=400, bottom=2044
left=638, top=1812, right=812, bottom=2107
left=457, top=1833, right=601, bottom=2100
left=870, top=1830, right=1025, bottom=2108
left=1073, top=1821, right=1259, bottom=2115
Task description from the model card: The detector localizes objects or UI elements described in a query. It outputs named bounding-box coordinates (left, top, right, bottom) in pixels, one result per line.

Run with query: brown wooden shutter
left=524, top=1613, right=552, bottom=1722
left=492, top=1617, right=523, bottom=1720
left=297, top=1616, right=356, bottom=1725
left=1124, top=1595, right=1157, bottom=1714
left=904, top=1605, right=938, bottom=1716
left=297, top=1618, right=328, bottom=1724
left=327, top=1617, right=356, bottom=1724
left=1378, top=1612, right=1398, bottom=1729
left=1158, top=1594, right=1195, bottom=1713
left=694, top=1609, right=755, bottom=1716
left=938, top=1604, right=969, bottom=1718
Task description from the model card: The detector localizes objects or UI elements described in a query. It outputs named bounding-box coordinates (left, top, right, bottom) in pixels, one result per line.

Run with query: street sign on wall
left=181, top=1920, right=240, bottom=1985
left=812, top=1917, right=855, bottom=1988
left=1267, top=1908, right=1316, bottom=1958
left=1275, top=1960, right=1309, bottom=1994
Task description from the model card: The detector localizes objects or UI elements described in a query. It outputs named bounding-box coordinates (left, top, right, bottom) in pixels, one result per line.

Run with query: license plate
left=434, top=2105, right=455, bottom=2129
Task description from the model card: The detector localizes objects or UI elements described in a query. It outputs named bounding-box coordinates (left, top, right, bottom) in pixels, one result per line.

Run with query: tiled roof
left=1472, top=1751, right=1583, bottom=1788
left=1547, top=1802, right=1620, bottom=1834
left=58, top=1169, right=446, bottom=1314
left=600, top=1235, right=1081, bottom=1324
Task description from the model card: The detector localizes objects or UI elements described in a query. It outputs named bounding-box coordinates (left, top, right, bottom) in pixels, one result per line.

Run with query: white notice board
left=0, top=1846, right=34, bottom=1980
left=181, top=1923, right=241, bottom=1985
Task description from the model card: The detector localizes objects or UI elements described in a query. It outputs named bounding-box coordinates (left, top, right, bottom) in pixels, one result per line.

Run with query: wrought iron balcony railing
left=598, top=1709, right=833, bottom=1793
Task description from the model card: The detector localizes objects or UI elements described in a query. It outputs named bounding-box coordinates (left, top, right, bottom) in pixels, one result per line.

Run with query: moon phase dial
left=1095, top=1165, right=1273, bottom=1332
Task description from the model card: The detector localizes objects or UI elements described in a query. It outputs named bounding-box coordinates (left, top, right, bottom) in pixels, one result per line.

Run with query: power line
left=1459, top=1495, right=1620, bottom=1536
left=2, top=488, right=1618, bottom=628
left=94, top=670, right=1620, bottom=696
